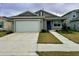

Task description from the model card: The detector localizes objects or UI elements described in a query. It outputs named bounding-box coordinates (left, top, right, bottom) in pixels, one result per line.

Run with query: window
left=54, top=24, right=60, bottom=26
left=54, top=24, right=57, bottom=26
left=0, top=21, right=3, bottom=28
left=73, top=15, right=76, bottom=17
left=58, top=24, right=60, bottom=26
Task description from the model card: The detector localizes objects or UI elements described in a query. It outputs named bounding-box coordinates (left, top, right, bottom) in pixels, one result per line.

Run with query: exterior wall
left=4, top=21, right=13, bottom=31
left=76, top=12, right=79, bottom=18
left=0, top=19, right=2, bottom=20
left=40, top=19, right=44, bottom=30
left=70, top=21, right=79, bottom=31
left=51, top=20, right=63, bottom=30
left=36, top=11, right=52, bottom=16
left=63, top=12, right=76, bottom=27
left=75, top=21, right=79, bottom=31
left=63, top=11, right=78, bottom=28
left=42, top=19, right=47, bottom=30
left=43, top=19, right=63, bottom=30
left=42, top=12, right=53, bottom=17
left=0, top=18, right=3, bottom=30
left=63, top=11, right=79, bottom=31
left=35, top=11, right=57, bottom=17
left=0, top=18, right=15, bottom=31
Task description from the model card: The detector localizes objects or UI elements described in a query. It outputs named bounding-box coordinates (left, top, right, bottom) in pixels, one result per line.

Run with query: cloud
left=0, top=3, right=79, bottom=17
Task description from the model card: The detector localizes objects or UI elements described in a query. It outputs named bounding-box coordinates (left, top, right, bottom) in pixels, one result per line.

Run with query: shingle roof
left=62, top=9, right=79, bottom=17
left=35, top=9, right=60, bottom=18
left=0, top=16, right=6, bottom=18
left=16, top=11, right=37, bottom=16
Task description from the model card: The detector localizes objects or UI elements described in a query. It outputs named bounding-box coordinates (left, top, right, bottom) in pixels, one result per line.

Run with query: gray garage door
left=15, top=20, right=40, bottom=32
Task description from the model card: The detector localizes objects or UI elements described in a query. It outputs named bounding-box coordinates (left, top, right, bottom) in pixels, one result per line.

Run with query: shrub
left=55, top=30, right=59, bottom=32
left=6, top=31, right=14, bottom=34
left=0, top=30, right=6, bottom=32
left=41, top=29, right=47, bottom=33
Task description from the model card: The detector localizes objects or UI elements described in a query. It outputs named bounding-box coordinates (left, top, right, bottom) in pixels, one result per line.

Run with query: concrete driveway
left=0, top=33, right=39, bottom=56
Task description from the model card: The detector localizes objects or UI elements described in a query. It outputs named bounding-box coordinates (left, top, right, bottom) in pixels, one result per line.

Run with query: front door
left=47, top=21, right=51, bottom=30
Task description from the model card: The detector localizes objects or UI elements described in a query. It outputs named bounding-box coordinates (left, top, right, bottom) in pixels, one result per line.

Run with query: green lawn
left=0, top=32, right=7, bottom=37
left=38, top=32, right=62, bottom=44
left=0, top=31, right=13, bottom=37
left=57, top=30, right=79, bottom=44
left=36, top=51, right=79, bottom=56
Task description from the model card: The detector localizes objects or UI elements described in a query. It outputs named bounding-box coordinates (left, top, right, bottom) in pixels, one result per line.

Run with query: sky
left=0, top=3, right=79, bottom=17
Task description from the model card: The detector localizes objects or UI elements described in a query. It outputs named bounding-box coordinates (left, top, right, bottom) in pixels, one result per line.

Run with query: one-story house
left=62, top=9, right=79, bottom=31
left=10, top=10, right=65, bottom=32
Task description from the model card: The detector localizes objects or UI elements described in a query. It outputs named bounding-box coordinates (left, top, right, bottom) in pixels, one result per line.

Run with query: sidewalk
left=37, top=44, right=79, bottom=51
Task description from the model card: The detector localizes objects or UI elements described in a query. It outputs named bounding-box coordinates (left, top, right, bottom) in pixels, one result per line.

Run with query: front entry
left=47, top=21, right=51, bottom=30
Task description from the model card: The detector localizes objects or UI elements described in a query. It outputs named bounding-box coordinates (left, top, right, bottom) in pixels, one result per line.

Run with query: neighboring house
left=0, top=16, right=12, bottom=31
left=10, top=10, right=65, bottom=32
left=62, top=9, right=79, bottom=31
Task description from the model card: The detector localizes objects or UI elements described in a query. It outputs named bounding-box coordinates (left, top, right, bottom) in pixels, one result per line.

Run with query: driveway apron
left=0, top=33, right=39, bottom=56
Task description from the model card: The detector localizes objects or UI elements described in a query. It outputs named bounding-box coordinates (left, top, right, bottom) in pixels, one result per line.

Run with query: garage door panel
left=15, top=20, right=40, bottom=32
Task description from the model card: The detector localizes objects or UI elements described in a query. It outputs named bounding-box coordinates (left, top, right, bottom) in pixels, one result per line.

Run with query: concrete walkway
left=50, top=30, right=77, bottom=45
left=37, top=30, right=79, bottom=51
left=0, top=33, right=39, bottom=56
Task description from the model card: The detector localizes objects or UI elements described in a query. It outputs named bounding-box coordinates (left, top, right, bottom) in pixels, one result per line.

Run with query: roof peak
left=16, top=11, right=37, bottom=16
left=62, top=9, right=79, bottom=17
left=35, top=9, right=61, bottom=17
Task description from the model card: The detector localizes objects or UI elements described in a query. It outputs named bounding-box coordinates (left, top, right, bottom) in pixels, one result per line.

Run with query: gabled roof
left=16, top=11, right=37, bottom=16
left=0, top=16, right=6, bottom=18
left=35, top=10, right=60, bottom=18
left=62, top=9, right=79, bottom=17
left=0, top=16, right=9, bottom=19
left=11, top=10, right=65, bottom=20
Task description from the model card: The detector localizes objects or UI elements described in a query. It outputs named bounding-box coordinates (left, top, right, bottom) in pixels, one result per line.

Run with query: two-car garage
left=11, top=11, right=43, bottom=32
left=14, top=19, right=41, bottom=32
